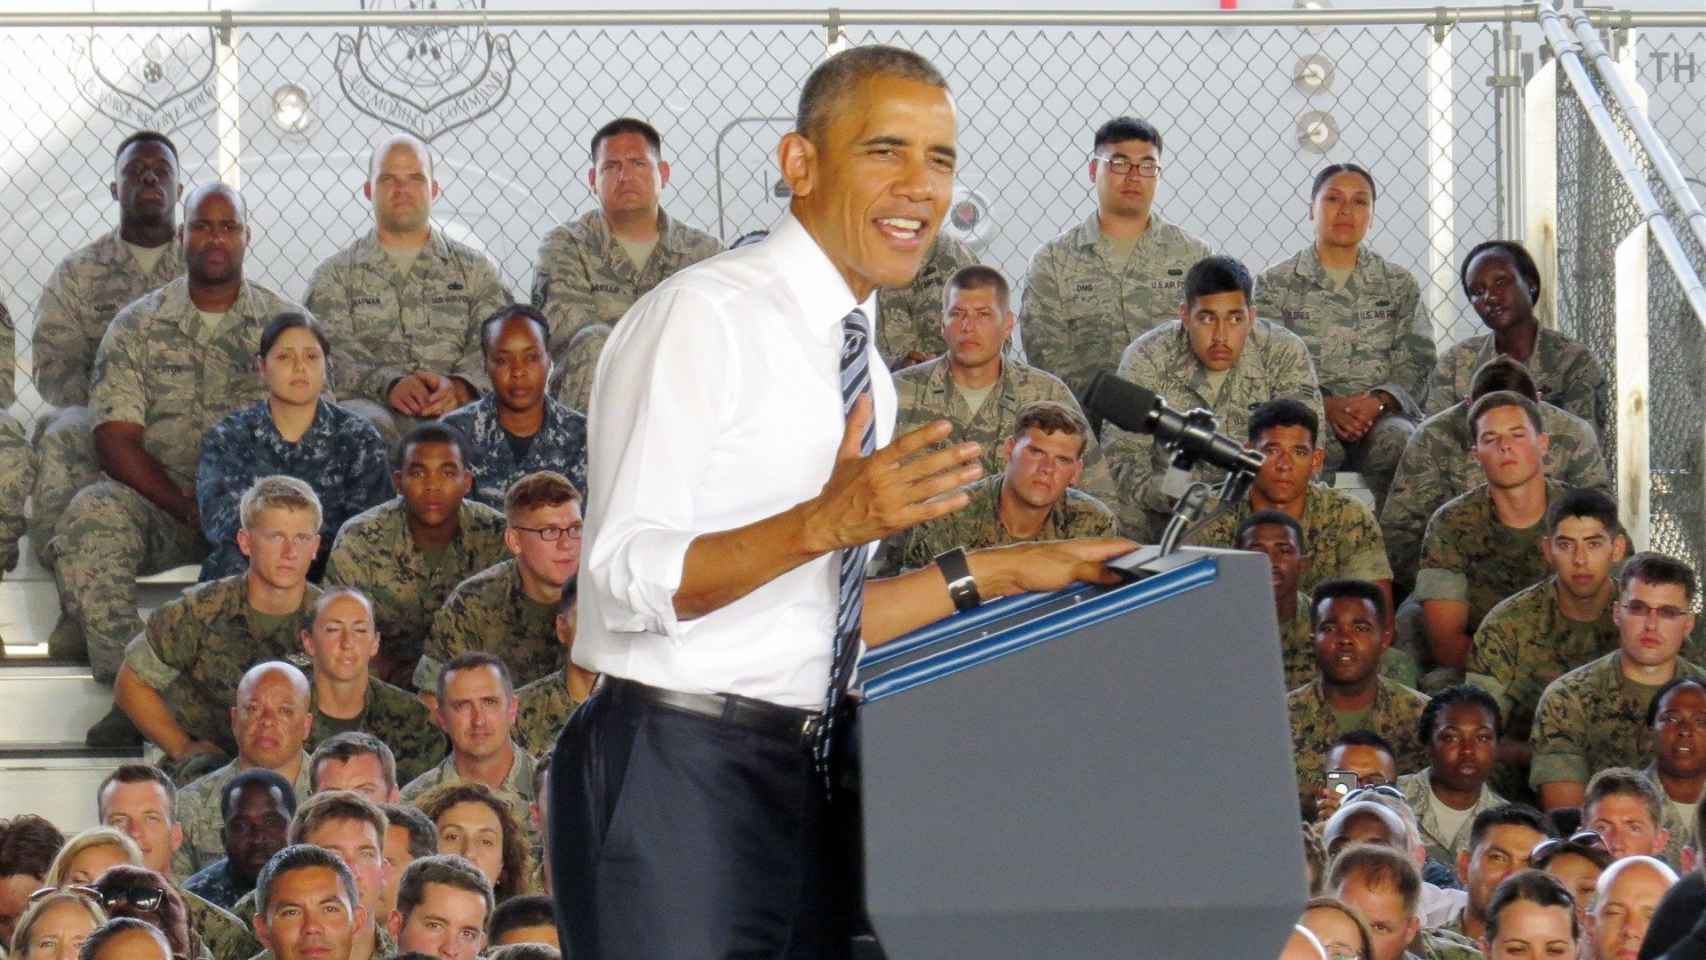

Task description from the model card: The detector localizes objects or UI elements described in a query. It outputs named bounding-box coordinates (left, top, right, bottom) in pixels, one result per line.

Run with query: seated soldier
left=182, top=769, right=294, bottom=910
left=1331, top=787, right=1472, bottom=920
left=32, top=131, right=185, bottom=573
left=875, top=232, right=977, bottom=369
left=1530, top=830, right=1611, bottom=931
left=1446, top=805, right=1550, bottom=947
left=1428, top=241, right=1608, bottom=436
left=1474, top=869, right=1580, bottom=958
left=1585, top=856, right=1678, bottom=960
left=890, top=265, right=1117, bottom=503
left=249, top=844, right=364, bottom=960
left=1397, top=686, right=1508, bottom=866
left=1582, top=768, right=1672, bottom=865
left=1289, top=579, right=1430, bottom=818
left=174, top=662, right=316, bottom=877
left=1382, top=356, right=1608, bottom=594
left=1467, top=488, right=1627, bottom=787
left=300, top=588, right=445, bottom=784
left=240, top=792, right=393, bottom=960
left=196, top=313, right=390, bottom=580
left=415, top=781, right=532, bottom=903
left=439, top=305, right=588, bottom=507
left=1327, top=843, right=1480, bottom=960
left=322, top=423, right=508, bottom=687
left=1186, top=399, right=1392, bottom=614
left=311, top=732, right=402, bottom=804
left=0, top=303, right=27, bottom=582
left=1532, top=554, right=1706, bottom=810
left=305, top=134, right=510, bottom=445
left=1252, top=163, right=1436, bottom=507
left=1101, top=254, right=1324, bottom=539
left=870, top=401, right=1117, bottom=576
left=1312, top=730, right=1400, bottom=826
left=115, top=477, right=322, bottom=771
left=378, top=804, right=435, bottom=922
left=1414, top=391, right=1564, bottom=674
left=533, top=117, right=722, bottom=410
left=1644, top=678, right=1706, bottom=872
left=413, top=471, right=581, bottom=697
left=488, top=895, right=558, bottom=948
left=513, top=580, right=597, bottom=759
left=385, top=855, right=492, bottom=960
left=1234, top=509, right=1314, bottom=690
left=403, top=654, right=538, bottom=830
left=55, top=183, right=308, bottom=747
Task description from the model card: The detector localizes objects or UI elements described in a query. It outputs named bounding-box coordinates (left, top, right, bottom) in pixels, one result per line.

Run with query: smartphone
left=1325, top=770, right=1359, bottom=797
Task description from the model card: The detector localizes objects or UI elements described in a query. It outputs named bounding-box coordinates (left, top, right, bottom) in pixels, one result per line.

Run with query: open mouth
left=874, top=216, right=926, bottom=245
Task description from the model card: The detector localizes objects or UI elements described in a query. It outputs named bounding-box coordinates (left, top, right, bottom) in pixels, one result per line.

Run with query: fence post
left=1614, top=223, right=1651, bottom=550
left=1524, top=57, right=1559, bottom=331
left=215, top=11, right=242, bottom=187
left=1424, top=19, right=1458, bottom=342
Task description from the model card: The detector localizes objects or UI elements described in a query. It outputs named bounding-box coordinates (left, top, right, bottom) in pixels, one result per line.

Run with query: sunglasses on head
left=27, top=884, right=101, bottom=905
left=94, top=884, right=166, bottom=913
left=1530, top=830, right=1607, bottom=863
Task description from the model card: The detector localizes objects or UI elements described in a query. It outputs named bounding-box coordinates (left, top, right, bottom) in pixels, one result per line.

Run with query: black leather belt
left=601, top=676, right=824, bottom=748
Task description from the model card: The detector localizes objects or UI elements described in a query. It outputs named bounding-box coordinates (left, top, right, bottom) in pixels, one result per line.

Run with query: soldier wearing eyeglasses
left=413, top=472, right=582, bottom=704
left=114, top=478, right=323, bottom=778
left=1017, top=116, right=1211, bottom=401
left=1532, top=553, right=1706, bottom=811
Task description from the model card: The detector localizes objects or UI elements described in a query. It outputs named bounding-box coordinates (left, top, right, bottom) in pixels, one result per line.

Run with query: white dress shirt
left=574, top=213, right=896, bottom=709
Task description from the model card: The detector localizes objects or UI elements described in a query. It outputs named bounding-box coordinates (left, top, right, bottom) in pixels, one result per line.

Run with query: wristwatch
left=935, top=547, right=982, bottom=613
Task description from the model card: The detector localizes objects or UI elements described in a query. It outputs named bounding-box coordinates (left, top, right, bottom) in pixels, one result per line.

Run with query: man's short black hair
left=944, top=264, right=1011, bottom=313
left=396, top=422, right=472, bottom=471
left=1234, top=508, right=1305, bottom=553
left=796, top=46, right=947, bottom=144
left=1468, top=356, right=1539, bottom=402
left=219, top=768, right=296, bottom=822
left=309, top=731, right=398, bottom=795
left=1460, top=240, right=1542, bottom=304
left=1419, top=684, right=1503, bottom=744
left=479, top=303, right=552, bottom=357
left=1645, top=676, right=1706, bottom=727
left=1183, top=255, right=1253, bottom=309
left=1546, top=487, right=1620, bottom=539
left=1310, top=579, right=1386, bottom=630
left=1093, top=116, right=1163, bottom=155
left=488, top=894, right=556, bottom=942
left=1620, top=550, right=1698, bottom=603
left=1310, top=162, right=1377, bottom=202
left=115, top=131, right=180, bottom=168
left=254, top=844, right=358, bottom=917
left=1466, top=803, right=1550, bottom=855
left=437, top=651, right=515, bottom=705
left=1248, top=398, right=1319, bottom=448
left=589, top=117, right=662, bottom=163
left=381, top=803, right=439, bottom=861
left=1330, top=730, right=1397, bottom=759
left=97, top=764, right=177, bottom=822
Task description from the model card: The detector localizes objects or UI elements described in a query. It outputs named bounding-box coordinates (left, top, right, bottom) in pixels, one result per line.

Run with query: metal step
left=0, top=661, right=119, bottom=746
left=0, top=750, right=138, bottom=834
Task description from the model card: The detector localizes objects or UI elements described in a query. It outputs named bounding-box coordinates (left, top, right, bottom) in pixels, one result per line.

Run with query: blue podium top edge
left=859, top=555, right=1221, bottom=704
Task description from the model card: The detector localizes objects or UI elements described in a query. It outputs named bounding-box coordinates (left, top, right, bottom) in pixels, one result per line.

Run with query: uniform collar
left=353, top=226, right=452, bottom=265
left=767, top=212, right=871, bottom=338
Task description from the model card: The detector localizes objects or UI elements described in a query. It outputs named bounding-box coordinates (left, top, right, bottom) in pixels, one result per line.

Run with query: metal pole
left=1424, top=20, right=1459, bottom=344
left=215, top=18, right=242, bottom=188
left=1614, top=225, right=1653, bottom=549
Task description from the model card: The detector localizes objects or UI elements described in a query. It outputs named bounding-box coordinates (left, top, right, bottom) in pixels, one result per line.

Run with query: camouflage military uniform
left=1642, top=764, right=1699, bottom=873
left=399, top=740, right=538, bottom=832
left=1465, top=577, right=1622, bottom=743
left=53, top=278, right=305, bottom=680
left=308, top=674, right=446, bottom=785
left=1253, top=246, right=1436, bottom=505
left=1382, top=401, right=1608, bottom=593
left=183, top=857, right=246, bottom=910
left=1279, top=594, right=1315, bottom=692
left=322, top=498, right=508, bottom=672
left=174, top=756, right=313, bottom=878
left=1425, top=328, right=1609, bottom=437
left=1414, top=479, right=1566, bottom=635
left=1018, top=211, right=1212, bottom=398
left=1100, top=319, right=1325, bottom=538
left=412, top=559, right=561, bottom=692
left=869, top=475, right=1117, bottom=577
left=873, top=232, right=978, bottom=365
left=1409, top=926, right=1486, bottom=960
left=1288, top=676, right=1431, bottom=806
left=248, top=924, right=397, bottom=960
left=550, top=323, right=607, bottom=413
left=1398, top=768, right=1507, bottom=865
left=438, top=393, right=588, bottom=508
left=1529, top=651, right=1706, bottom=790
left=180, top=884, right=261, bottom=960
left=891, top=355, right=1118, bottom=506
left=31, top=230, right=184, bottom=564
left=1185, top=481, right=1393, bottom=596
left=513, top=670, right=584, bottom=759
left=0, top=302, right=33, bottom=572
left=196, top=399, right=392, bottom=579
left=303, top=228, right=510, bottom=443
left=122, top=575, right=319, bottom=754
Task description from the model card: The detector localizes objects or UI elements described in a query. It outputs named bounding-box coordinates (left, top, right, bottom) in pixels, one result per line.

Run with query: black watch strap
left=935, top=546, right=981, bottom=613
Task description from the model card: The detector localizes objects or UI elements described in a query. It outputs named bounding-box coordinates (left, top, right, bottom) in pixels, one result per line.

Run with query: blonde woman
left=44, top=831, right=142, bottom=889
left=8, top=889, right=107, bottom=960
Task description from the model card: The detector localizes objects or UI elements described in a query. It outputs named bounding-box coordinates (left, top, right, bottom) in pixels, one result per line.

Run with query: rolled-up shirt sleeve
left=582, top=286, right=739, bottom=638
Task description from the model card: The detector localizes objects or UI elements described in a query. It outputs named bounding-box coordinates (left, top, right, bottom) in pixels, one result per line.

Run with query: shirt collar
left=766, top=212, right=873, bottom=336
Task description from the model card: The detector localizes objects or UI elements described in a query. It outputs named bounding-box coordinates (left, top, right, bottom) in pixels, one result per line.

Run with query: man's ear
left=657, top=160, right=672, bottom=190
left=778, top=132, right=817, bottom=200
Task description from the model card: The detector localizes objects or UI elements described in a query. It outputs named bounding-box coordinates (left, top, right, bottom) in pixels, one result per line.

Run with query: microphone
left=1081, top=371, right=1265, bottom=475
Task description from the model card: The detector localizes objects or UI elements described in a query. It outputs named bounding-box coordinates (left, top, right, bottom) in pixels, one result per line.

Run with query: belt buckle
left=801, top=712, right=824, bottom=746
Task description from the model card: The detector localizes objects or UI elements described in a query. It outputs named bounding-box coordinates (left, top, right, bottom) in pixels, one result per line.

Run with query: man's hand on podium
left=966, top=538, right=1136, bottom=598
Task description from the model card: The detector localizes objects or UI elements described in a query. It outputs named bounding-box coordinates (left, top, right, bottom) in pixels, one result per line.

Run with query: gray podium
left=851, top=547, right=1304, bottom=959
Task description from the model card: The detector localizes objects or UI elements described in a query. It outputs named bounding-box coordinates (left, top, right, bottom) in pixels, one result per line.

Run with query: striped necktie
left=818, top=307, right=874, bottom=776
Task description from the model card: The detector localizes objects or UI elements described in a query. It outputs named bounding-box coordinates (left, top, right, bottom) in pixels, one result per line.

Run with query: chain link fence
left=0, top=11, right=1508, bottom=428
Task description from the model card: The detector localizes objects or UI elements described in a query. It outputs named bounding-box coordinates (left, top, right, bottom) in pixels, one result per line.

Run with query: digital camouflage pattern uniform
left=303, top=228, right=510, bottom=444
left=438, top=393, right=589, bottom=508
left=180, top=885, right=261, bottom=960
left=183, top=857, right=246, bottom=910
left=31, top=230, right=183, bottom=565
left=54, top=278, right=305, bottom=681
left=514, top=670, right=585, bottom=759
left=173, top=756, right=313, bottom=878
left=1414, top=479, right=1566, bottom=635
left=1465, top=577, right=1623, bottom=743
left=228, top=901, right=397, bottom=960
left=890, top=356, right=1118, bottom=505
left=550, top=323, right=606, bottom=414
left=1185, top=481, right=1393, bottom=597
left=1425, top=327, right=1610, bottom=438
left=1381, top=400, right=1608, bottom=593
left=1397, top=768, right=1507, bottom=865
left=1407, top=926, right=1486, bottom=960
left=399, top=740, right=538, bottom=836
left=1278, top=595, right=1315, bottom=692
left=1287, top=676, right=1431, bottom=810
left=307, top=674, right=446, bottom=784
left=195, top=399, right=392, bottom=580
left=0, top=301, right=33, bottom=572
left=321, top=498, right=508, bottom=676
left=1018, top=211, right=1212, bottom=399
left=1529, top=651, right=1706, bottom=791
left=1101, top=319, right=1325, bottom=539
left=873, top=231, right=979, bottom=366
left=1642, top=764, right=1699, bottom=873
left=412, top=558, right=561, bottom=693
left=1252, top=245, right=1437, bottom=505
left=869, top=475, right=1117, bottom=577
left=121, top=575, right=320, bottom=755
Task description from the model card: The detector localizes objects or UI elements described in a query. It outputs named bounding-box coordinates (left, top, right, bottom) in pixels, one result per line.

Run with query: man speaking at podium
left=552, top=46, right=1132, bottom=959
